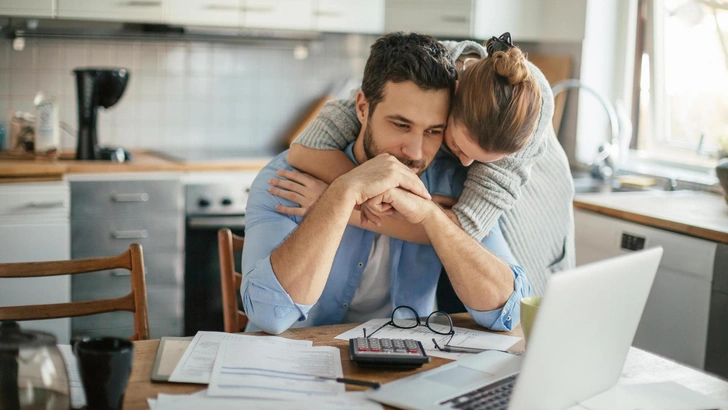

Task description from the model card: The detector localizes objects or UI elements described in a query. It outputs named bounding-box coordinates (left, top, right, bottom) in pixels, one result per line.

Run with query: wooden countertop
left=0, top=150, right=271, bottom=181
left=574, top=191, right=728, bottom=244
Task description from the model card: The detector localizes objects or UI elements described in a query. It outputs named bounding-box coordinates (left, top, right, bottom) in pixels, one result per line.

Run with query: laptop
left=367, top=247, right=664, bottom=410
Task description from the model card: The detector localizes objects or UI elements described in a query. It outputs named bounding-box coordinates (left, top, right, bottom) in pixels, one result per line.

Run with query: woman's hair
left=451, top=45, right=542, bottom=155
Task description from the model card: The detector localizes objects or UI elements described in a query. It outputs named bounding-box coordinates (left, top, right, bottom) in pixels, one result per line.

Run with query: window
left=635, top=0, right=728, bottom=168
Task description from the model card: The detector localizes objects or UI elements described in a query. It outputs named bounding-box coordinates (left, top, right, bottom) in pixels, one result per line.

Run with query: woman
left=272, top=34, right=574, bottom=296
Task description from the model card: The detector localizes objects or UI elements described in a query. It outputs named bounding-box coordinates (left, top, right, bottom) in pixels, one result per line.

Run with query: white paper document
left=207, top=341, right=345, bottom=400
left=151, top=390, right=382, bottom=410
left=577, top=381, right=728, bottom=410
left=57, top=344, right=86, bottom=409
left=168, top=331, right=312, bottom=384
left=335, top=318, right=520, bottom=360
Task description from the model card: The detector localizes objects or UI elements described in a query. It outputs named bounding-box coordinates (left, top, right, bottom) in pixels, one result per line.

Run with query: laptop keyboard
left=440, top=375, right=517, bottom=410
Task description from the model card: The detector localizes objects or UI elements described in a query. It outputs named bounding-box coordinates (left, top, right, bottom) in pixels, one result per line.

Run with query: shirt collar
left=344, top=142, right=360, bottom=166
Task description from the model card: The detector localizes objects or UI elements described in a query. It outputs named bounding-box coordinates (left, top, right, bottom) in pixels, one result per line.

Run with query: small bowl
left=717, top=158, right=728, bottom=204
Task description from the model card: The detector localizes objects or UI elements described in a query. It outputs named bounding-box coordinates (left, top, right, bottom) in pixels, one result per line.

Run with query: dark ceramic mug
left=72, top=337, right=134, bottom=410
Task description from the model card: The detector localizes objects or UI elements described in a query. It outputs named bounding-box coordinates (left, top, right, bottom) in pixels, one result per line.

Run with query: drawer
left=72, top=287, right=182, bottom=331
left=0, top=182, right=69, bottom=221
left=71, top=179, right=182, bottom=219
left=72, top=217, right=183, bottom=252
left=71, top=250, right=183, bottom=293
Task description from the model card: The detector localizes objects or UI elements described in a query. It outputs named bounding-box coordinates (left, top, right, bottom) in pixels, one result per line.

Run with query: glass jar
left=0, top=321, right=70, bottom=410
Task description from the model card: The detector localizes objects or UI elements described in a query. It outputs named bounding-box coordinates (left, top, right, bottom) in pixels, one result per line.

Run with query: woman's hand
left=269, top=169, right=329, bottom=216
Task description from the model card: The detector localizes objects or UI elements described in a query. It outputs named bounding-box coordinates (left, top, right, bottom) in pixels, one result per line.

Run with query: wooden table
left=123, top=314, right=728, bottom=409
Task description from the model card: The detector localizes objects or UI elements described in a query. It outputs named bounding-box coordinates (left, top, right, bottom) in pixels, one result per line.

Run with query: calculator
left=349, top=337, right=430, bottom=368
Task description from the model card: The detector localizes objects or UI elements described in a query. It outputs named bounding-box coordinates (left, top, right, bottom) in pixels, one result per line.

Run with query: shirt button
left=506, top=316, right=511, bottom=321
left=343, top=303, right=349, bottom=308
left=357, top=262, right=363, bottom=268
left=502, top=311, right=507, bottom=315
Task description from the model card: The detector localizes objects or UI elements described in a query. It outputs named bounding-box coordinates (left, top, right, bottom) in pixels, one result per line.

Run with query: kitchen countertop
left=0, top=150, right=273, bottom=181
left=574, top=191, right=728, bottom=244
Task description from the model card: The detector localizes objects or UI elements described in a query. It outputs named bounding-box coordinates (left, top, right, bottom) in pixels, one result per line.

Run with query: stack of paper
left=162, top=331, right=383, bottom=408
left=148, top=390, right=383, bottom=410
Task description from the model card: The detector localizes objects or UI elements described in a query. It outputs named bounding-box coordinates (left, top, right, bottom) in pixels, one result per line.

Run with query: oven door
left=184, top=215, right=245, bottom=335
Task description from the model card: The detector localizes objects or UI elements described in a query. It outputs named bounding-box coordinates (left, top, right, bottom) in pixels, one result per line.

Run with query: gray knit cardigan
left=293, top=40, right=575, bottom=296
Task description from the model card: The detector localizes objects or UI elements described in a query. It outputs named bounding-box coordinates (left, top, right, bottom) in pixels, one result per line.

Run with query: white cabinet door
left=0, top=0, right=54, bottom=17
left=385, top=0, right=473, bottom=38
left=574, top=209, right=717, bottom=369
left=473, top=0, right=586, bottom=42
left=314, top=0, right=384, bottom=34
left=167, top=0, right=239, bottom=27
left=0, top=182, right=71, bottom=344
left=240, top=0, right=314, bottom=30
left=57, top=0, right=167, bottom=23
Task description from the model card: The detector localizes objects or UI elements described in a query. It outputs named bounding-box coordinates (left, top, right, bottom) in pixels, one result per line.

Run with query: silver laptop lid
left=508, top=247, right=663, bottom=410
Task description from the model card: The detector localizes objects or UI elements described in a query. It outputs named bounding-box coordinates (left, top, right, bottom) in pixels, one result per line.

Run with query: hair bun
left=492, top=47, right=529, bottom=85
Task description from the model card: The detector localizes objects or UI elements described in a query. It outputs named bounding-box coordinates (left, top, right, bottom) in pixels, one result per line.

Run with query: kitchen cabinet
left=240, top=0, right=314, bottom=31
left=0, top=0, right=54, bottom=17
left=385, top=0, right=473, bottom=38
left=167, top=0, right=238, bottom=27
left=314, top=0, right=384, bottom=34
left=575, top=208, right=719, bottom=370
left=0, top=181, right=71, bottom=343
left=68, top=173, right=185, bottom=339
left=473, top=0, right=586, bottom=42
left=57, top=0, right=167, bottom=23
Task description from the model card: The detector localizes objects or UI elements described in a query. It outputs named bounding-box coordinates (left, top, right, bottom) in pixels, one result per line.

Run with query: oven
left=182, top=171, right=259, bottom=335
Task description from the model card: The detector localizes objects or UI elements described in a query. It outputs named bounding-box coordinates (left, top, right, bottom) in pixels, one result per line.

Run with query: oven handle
left=187, top=216, right=246, bottom=229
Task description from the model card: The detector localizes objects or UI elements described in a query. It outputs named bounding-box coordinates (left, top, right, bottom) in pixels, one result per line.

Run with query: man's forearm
left=422, top=206, right=513, bottom=311
left=270, top=182, right=355, bottom=305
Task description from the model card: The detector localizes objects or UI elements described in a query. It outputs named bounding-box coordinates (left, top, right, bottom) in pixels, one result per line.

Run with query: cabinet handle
left=205, top=3, right=238, bottom=10
left=111, top=267, right=148, bottom=276
left=315, top=10, right=343, bottom=17
left=27, top=201, right=66, bottom=209
left=241, top=6, right=276, bottom=13
left=112, top=230, right=149, bottom=239
left=441, top=15, right=468, bottom=23
left=119, top=1, right=163, bottom=6
left=111, top=193, right=149, bottom=203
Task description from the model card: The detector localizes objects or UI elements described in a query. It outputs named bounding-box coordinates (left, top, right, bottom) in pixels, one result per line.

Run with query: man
left=241, top=32, right=529, bottom=335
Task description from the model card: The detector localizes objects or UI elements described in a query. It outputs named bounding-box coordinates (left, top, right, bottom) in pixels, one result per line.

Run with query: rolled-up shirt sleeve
left=240, top=166, right=315, bottom=335
left=463, top=222, right=531, bottom=332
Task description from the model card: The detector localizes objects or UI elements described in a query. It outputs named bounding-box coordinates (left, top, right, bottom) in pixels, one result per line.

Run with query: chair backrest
left=0, top=244, right=150, bottom=341
left=218, top=228, right=248, bottom=333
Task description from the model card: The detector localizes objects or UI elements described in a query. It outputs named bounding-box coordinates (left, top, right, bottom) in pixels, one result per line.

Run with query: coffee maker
left=74, top=68, right=130, bottom=161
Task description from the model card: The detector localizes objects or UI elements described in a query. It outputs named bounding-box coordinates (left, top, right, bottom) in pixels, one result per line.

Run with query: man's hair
left=361, top=32, right=457, bottom=115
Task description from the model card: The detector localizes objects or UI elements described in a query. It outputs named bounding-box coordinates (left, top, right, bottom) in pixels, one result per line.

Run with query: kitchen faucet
left=551, top=79, right=626, bottom=181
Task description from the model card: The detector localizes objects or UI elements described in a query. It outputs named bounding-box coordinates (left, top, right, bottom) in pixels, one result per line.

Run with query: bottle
left=34, top=91, right=60, bottom=158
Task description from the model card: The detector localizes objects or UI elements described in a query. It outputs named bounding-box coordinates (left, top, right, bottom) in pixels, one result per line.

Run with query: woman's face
left=444, top=116, right=507, bottom=166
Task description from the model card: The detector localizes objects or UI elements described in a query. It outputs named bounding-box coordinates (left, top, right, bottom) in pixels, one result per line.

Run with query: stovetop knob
left=221, top=198, right=233, bottom=206
left=198, top=198, right=211, bottom=207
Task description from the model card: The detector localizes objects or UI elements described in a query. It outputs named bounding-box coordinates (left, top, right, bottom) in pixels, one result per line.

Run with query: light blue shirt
left=241, top=144, right=530, bottom=335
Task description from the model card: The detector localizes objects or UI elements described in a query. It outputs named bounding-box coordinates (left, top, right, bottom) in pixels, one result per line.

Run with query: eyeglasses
left=364, top=306, right=490, bottom=354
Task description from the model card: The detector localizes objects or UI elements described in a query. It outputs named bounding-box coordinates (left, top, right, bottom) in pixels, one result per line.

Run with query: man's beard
left=362, top=120, right=428, bottom=175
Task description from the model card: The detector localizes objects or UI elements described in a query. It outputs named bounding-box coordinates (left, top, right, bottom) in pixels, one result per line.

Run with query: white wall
left=0, top=34, right=374, bottom=152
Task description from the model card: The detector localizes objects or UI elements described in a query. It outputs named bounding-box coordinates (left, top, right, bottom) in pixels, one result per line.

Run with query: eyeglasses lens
left=391, top=306, right=419, bottom=329
left=427, top=312, right=453, bottom=335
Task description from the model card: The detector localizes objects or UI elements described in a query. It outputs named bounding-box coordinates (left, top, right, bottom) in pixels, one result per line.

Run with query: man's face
left=444, top=116, right=507, bottom=167
left=356, top=81, right=449, bottom=175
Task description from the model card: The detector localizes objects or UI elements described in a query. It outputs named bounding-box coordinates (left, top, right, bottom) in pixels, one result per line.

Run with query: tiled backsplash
left=0, top=34, right=374, bottom=152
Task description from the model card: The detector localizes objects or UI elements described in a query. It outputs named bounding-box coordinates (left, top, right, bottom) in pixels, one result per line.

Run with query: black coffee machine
left=74, top=68, right=131, bottom=161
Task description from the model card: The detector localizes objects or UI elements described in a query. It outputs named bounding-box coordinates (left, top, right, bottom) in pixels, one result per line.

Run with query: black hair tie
left=486, top=32, right=514, bottom=55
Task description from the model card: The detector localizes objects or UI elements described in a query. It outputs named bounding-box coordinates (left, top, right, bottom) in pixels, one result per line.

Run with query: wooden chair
left=0, top=244, right=150, bottom=341
left=218, top=228, right=249, bottom=333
